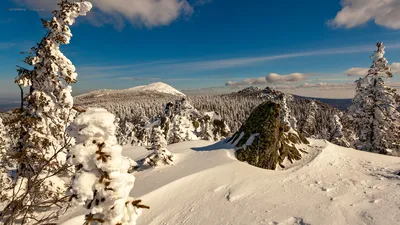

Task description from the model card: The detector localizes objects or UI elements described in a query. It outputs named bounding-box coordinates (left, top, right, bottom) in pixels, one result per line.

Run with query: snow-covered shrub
left=68, top=108, right=149, bottom=225
left=144, top=126, right=174, bottom=167
left=349, top=42, right=400, bottom=155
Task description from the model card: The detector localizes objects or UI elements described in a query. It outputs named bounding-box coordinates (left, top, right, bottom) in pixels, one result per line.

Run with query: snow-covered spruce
left=1, top=1, right=92, bottom=223
left=329, top=114, right=350, bottom=147
left=168, top=98, right=200, bottom=143
left=349, top=42, right=400, bottom=155
left=14, top=0, right=92, bottom=179
left=301, top=100, right=318, bottom=137
left=67, top=108, right=149, bottom=225
left=143, top=126, right=174, bottom=167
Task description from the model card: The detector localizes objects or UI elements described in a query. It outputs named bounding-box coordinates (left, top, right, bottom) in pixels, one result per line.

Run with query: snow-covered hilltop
left=77, top=82, right=185, bottom=100
left=127, top=82, right=186, bottom=97
left=74, top=82, right=187, bottom=113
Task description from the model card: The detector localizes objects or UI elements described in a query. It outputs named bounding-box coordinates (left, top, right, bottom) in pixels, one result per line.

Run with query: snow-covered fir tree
left=115, top=117, right=135, bottom=146
left=14, top=0, right=92, bottom=177
left=301, top=100, right=318, bottom=137
left=198, top=115, right=213, bottom=140
left=168, top=98, right=200, bottom=143
left=329, top=114, right=350, bottom=147
left=1, top=1, right=92, bottom=223
left=143, top=126, right=174, bottom=167
left=349, top=42, right=400, bottom=155
left=68, top=108, right=149, bottom=225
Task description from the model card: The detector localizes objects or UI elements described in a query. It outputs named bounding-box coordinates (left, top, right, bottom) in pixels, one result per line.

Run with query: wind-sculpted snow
left=59, top=139, right=400, bottom=225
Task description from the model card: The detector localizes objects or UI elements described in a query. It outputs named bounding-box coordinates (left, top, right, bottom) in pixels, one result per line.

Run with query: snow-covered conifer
left=302, top=101, right=317, bottom=136
left=349, top=42, right=400, bottom=155
left=0, top=1, right=93, bottom=223
left=168, top=99, right=199, bottom=143
left=68, top=108, right=149, bottom=225
left=198, top=115, right=213, bottom=140
left=144, top=126, right=174, bottom=167
left=14, top=0, right=92, bottom=178
left=330, top=114, right=350, bottom=147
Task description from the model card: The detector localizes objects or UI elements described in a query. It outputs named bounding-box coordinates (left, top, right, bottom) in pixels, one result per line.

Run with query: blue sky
left=0, top=0, right=400, bottom=100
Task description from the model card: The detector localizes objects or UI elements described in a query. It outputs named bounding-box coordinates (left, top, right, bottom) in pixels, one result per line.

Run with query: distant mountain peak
left=128, top=82, right=186, bottom=97
left=76, top=82, right=186, bottom=99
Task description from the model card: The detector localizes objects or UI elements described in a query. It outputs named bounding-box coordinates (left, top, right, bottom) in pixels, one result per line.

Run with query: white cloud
left=345, top=62, right=400, bottom=76
left=225, top=73, right=307, bottom=88
left=390, top=62, right=400, bottom=73
left=329, top=0, right=400, bottom=29
left=344, top=67, right=369, bottom=76
left=225, top=77, right=267, bottom=88
left=266, top=73, right=308, bottom=83
left=13, top=0, right=193, bottom=29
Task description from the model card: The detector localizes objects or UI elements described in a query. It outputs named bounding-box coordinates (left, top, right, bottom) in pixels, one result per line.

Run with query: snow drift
left=59, top=139, right=400, bottom=225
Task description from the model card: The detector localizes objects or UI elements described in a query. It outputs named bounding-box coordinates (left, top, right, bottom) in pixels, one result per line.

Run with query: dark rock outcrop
left=227, top=101, right=309, bottom=170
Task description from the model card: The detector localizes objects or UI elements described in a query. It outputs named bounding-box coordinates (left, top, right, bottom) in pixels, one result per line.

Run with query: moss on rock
left=230, top=101, right=308, bottom=170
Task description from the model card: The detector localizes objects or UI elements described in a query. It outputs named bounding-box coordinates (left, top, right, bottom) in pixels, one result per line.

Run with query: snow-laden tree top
left=367, top=42, right=393, bottom=78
